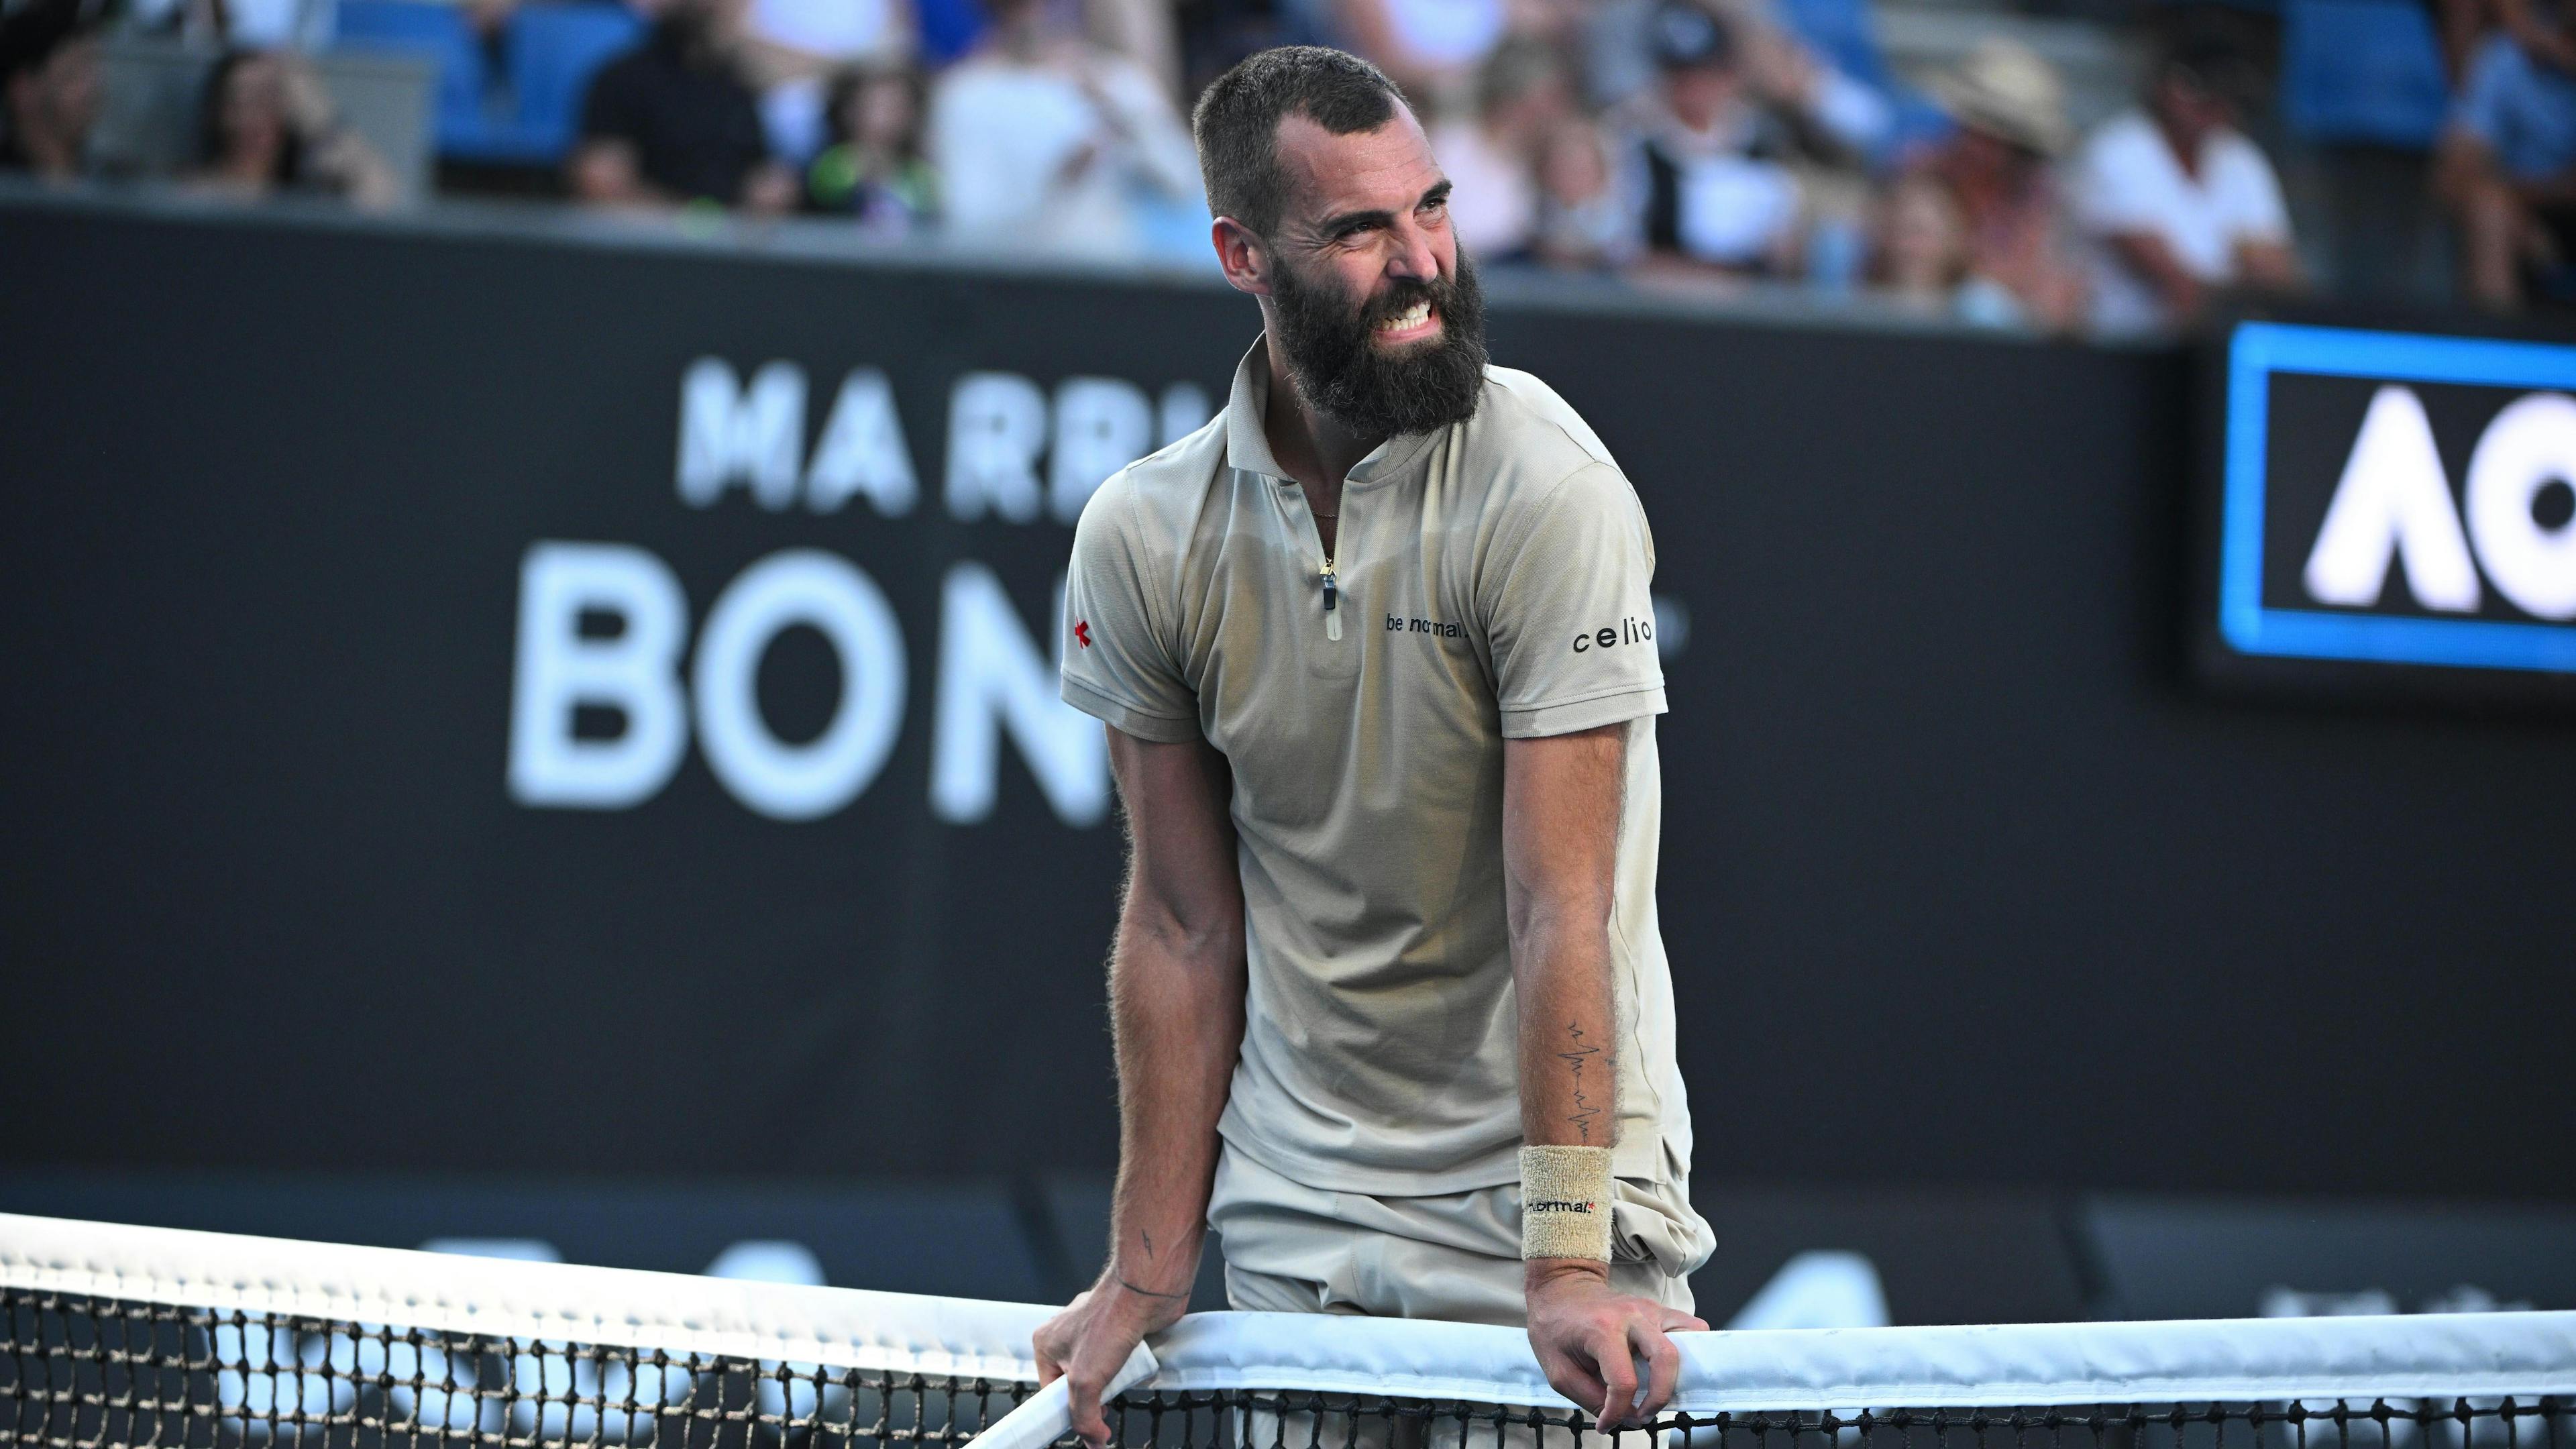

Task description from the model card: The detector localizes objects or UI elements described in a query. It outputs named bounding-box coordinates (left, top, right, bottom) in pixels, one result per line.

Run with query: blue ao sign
left=2215, top=321, right=2576, bottom=694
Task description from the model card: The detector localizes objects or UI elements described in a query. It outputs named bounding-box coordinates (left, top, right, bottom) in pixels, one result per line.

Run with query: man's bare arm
left=1034, top=727, right=1246, bottom=1449
left=2105, top=231, right=2206, bottom=323
left=1508, top=726, right=1623, bottom=1158
left=1504, top=724, right=1706, bottom=1432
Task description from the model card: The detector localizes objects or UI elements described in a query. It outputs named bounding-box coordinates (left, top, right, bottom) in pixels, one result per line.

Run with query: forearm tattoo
left=1557, top=1020, right=1604, bottom=1143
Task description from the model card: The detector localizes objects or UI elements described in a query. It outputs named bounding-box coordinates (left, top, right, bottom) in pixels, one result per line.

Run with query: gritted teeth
left=1376, top=300, right=1435, bottom=333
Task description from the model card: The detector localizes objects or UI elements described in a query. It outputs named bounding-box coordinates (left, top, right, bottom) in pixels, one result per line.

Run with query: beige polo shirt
left=1060, top=341, right=1693, bottom=1201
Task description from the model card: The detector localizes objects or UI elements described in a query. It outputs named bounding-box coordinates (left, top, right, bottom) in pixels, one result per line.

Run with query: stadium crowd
left=7, top=0, right=2576, bottom=331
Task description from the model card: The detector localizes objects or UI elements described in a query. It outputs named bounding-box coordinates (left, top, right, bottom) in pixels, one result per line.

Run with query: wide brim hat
left=1930, top=38, right=2074, bottom=156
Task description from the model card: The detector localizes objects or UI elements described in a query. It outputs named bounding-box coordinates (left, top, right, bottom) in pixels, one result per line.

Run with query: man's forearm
left=1502, top=724, right=1627, bottom=1281
left=1102, top=912, right=1244, bottom=1300
left=1515, top=917, right=1618, bottom=1151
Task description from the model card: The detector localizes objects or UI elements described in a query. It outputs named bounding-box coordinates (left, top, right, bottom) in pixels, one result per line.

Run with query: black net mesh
left=7, top=1288, right=2571, bottom=1449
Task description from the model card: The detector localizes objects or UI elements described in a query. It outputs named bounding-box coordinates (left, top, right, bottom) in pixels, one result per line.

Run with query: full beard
left=1269, top=248, right=1489, bottom=439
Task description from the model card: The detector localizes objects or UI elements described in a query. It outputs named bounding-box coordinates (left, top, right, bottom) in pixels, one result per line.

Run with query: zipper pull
left=1321, top=558, right=1342, bottom=641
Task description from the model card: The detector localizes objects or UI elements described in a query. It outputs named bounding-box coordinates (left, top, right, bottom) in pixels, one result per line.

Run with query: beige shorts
left=1207, top=1140, right=1709, bottom=1325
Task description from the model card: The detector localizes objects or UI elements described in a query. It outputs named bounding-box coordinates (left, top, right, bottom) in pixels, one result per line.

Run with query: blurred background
left=5, top=0, right=2576, bottom=1336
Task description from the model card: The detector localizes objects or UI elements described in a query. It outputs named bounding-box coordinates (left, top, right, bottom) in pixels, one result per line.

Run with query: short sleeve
left=2071, top=127, right=2159, bottom=236
left=1061, top=474, right=1199, bottom=742
left=1483, top=460, right=1667, bottom=739
left=2216, top=138, right=2290, bottom=245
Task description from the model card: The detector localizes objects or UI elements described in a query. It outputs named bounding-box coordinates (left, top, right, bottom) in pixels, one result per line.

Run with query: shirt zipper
left=1320, top=555, right=1341, bottom=641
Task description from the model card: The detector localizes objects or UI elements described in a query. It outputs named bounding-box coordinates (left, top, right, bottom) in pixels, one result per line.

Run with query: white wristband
left=1519, top=1144, right=1614, bottom=1261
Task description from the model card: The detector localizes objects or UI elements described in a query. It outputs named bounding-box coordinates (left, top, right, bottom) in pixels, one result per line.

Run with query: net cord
left=7, top=1212, right=2574, bottom=1415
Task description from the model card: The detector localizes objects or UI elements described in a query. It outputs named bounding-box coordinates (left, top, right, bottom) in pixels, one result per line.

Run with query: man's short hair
left=1191, top=46, right=1406, bottom=239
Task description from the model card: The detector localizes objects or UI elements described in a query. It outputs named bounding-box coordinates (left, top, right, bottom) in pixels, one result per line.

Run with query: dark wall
left=3, top=201, right=2569, bottom=1199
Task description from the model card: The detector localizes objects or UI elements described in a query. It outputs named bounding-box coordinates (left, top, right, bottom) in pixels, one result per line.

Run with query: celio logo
left=2304, top=385, right=2576, bottom=621
left=1573, top=616, right=1653, bottom=653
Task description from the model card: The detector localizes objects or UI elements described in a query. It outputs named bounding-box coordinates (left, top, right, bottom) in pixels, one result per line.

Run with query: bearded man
left=1036, top=45, right=1714, bottom=1444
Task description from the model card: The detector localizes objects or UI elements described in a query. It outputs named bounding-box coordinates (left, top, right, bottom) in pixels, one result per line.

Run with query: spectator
left=1428, top=36, right=1572, bottom=258
left=1916, top=39, right=2086, bottom=331
left=191, top=48, right=401, bottom=207
left=2436, top=0, right=2576, bottom=309
left=924, top=0, right=1201, bottom=258
left=0, top=0, right=103, bottom=184
left=1872, top=172, right=1966, bottom=317
left=2071, top=30, right=2300, bottom=336
left=1584, top=0, right=1890, bottom=162
left=571, top=0, right=798, bottom=214
left=1617, top=1, right=1804, bottom=276
left=739, top=0, right=913, bottom=164
left=1330, top=0, right=1507, bottom=104
left=1531, top=115, right=1641, bottom=270
left=804, top=63, right=935, bottom=234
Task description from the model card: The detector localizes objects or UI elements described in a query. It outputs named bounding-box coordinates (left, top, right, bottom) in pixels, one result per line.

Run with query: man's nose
left=1385, top=216, right=1440, bottom=284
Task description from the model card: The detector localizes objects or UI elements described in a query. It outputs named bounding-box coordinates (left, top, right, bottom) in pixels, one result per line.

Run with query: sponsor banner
left=2208, top=321, right=2576, bottom=700
left=7, top=201, right=2576, bottom=1201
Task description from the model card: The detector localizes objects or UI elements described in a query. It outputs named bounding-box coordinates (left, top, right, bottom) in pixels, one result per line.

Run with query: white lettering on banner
left=804, top=368, right=917, bottom=517
left=930, top=564, right=1109, bottom=825
left=1049, top=377, right=1154, bottom=524
left=2463, top=392, right=2576, bottom=620
left=678, top=359, right=805, bottom=511
left=679, top=360, right=1200, bottom=524
left=945, top=372, right=1049, bottom=523
left=694, top=549, right=908, bottom=821
left=2304, top=386, right=2483, bottom=613
left=508, top=542, right=691, bottom=809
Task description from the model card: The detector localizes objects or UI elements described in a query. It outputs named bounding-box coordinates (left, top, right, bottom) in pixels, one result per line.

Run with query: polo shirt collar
left=1221, top=337, right=1444, bottom=490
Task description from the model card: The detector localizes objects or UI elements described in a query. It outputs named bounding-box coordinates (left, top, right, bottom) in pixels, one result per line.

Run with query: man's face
left=2154, top=71, right=2235, bottom=149
left=1957, top=127, right=2038, bottom=184
left=1260, top=108, right=1488, bottom=439
left=1662, top=61, right=1739, bottom=132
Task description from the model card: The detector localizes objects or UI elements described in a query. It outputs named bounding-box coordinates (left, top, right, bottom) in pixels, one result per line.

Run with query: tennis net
left=6, top=1214, right=2573, bottom=1449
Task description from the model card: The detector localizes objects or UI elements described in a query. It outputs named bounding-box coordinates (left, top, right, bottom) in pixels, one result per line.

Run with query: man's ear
left=1212, top=216, right=1273, bottom=298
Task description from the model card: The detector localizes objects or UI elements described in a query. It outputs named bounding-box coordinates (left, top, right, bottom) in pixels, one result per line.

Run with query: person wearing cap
left=0, top=0, right=103, bottom=183
left=1906, top=38, right=2086, bottom=331
left=1619, top=0, right=1805, bottom=274
left=2069, top=28, right=2300, bottom=335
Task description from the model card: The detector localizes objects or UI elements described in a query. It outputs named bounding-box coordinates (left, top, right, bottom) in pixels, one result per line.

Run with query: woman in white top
left=2072, top=30, right=2302, bottom=336
left=924, top=0, right=1201, bottom=258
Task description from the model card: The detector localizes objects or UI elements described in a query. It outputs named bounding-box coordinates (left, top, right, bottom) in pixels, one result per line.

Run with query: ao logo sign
left=2304, top=386, right=2576, bottom=620
left=2220, top=323, right=2576, bottom=674
left=505, top=358, right=1210, bottom=824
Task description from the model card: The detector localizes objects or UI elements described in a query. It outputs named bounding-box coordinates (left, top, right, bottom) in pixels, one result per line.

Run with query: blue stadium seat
left=333, top=0, right=496, bottom=156
left=1773, top=0, right=1890, bottom=91
left=2283, top=0, right=2451, bottom=148
left=916, top=0, right=981, bottom=64
left=336, top=0, right=642, bottom=167
left=504, top=3, right=644, bottom=161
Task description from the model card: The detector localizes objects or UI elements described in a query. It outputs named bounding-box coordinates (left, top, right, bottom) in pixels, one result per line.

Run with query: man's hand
left=1033, top=1277, right=1189, bottom=1449
left=1525, top=1261, right=1709, bottom=1433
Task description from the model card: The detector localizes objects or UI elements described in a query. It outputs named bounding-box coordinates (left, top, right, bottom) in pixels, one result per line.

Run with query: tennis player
left=1036, top=46, right=1714, bottom=1444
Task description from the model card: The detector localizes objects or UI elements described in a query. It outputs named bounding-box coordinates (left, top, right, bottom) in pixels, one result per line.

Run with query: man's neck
left=1260, top=330, right=1384, bottom=506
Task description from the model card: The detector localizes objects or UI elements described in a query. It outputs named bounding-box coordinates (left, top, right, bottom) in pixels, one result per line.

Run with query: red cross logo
left=1073, top=620, right=1093, bottom=649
